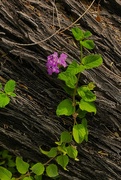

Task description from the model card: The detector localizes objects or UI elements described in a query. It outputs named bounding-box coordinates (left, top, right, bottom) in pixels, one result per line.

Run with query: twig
left=5, top=0, right=95, bottom=47
left=59, top=0, right=95, bottom=33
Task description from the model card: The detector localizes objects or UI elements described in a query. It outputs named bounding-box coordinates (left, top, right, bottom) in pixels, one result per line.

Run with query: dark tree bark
left=0, top=0, right=121, bottom=179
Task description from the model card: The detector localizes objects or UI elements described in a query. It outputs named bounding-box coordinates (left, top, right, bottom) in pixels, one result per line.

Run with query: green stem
left=72, top=44, right=83, bottom=125
left=44, top=156, right=56, bottom=166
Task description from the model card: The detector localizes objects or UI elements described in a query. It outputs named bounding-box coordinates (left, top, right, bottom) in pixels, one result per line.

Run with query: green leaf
left=47, top=147, right=57, bottom=158
left=56, top=155, right=69, bottom=170
left=8, top=159, right=16, bottom=167
left=82, top=54, right=103, bottom=69
left=4, top=80, right=16, bottom=94
left=57, top=144, right=67, bottom=155
left=58, top=71, right=77, bottom=88
left=82, top=118, right=88, bottom=142
left=77, top=86, right=96, bottom=102
left=2, top=150, right=9, bottom=158
left=40, top=147, right=57, bottom=158
left=16, top=157, right=29, bottom=174
left=0, top=166, right=12, bottom=180
left=79, top=99, right=96, bottom=114
left=23, top=177, right=32, bottom=180
left=31, top=163, right=45, bottom=175
left=0, top=93, right=10, bottom=108
left=84, top=31, right=92, bottom=38
left=73, top=124, right=84, bottom=143
left=80, top=40, right=95, bottom=50
left=66, top=61, right=85, bottom=75
left=40, top=148, right=48, bottom=156
left=60, top=131, right=72, bottom=143
left=34, top=175, right=42, bottom=180
left=7, top=92, right=16, bottom=97
left=77, top=109, right=87, bottom=119
left=56, top=99, right=75, bottom=116
left=73, top=123, right=88, bottom=144
left=46, top=164, right=58, bottom=178
left=66, top=145, right=79, bottom=160
left=71, top=27, right=84, bottom=41
left=63, top=85, right=74, bottom=96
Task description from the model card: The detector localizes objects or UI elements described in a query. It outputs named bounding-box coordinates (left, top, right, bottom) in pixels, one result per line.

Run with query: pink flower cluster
left=46, top=52, right=67, bottom=75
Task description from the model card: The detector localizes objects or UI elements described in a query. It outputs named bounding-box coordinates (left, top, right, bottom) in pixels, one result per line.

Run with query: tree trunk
left=0, top=0, right=121, bottom=179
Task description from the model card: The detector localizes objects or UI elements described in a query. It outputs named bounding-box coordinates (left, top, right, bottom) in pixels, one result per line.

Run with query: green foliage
left=79, top=99, right=96, bottom=114
left=60, top=131, right=72, bottom=144
left=46, top=164, right=58, bottom=177
left=0, top=80, right=16, bottom=108
left=0, top=166, right=12, bottom=180
left=73, top=119, right=88, bottom=143
left=58, top=71, right=77, bottom=88
left=66, top=145, right=79, bottom=161
left=16, top=157, right=29, bottom=174
left=82, top=54, right=103, bottom=69
left=80, top=40, right=95, bottom=49
left=56, top=99, right=75, bottom=116
left=56, top=155, right=69, bottom=170
left=77, top=85, right=96, bottom=102
left=40, top=147, right=57, bottom=158
left=31, top=163, right=45, bottom=175
left=71, top=27, right=84, bottom=41
left=0, top=27, right=103, bottom=179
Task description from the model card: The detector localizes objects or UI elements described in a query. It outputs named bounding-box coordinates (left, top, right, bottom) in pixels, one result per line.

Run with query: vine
left=0, top=27, right=103, bottom=180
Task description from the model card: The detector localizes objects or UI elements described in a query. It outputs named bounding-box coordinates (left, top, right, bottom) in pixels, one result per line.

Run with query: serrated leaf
left=84, top=31, right=92, bottom=38
left=56, top=99, right=75, bottom=116
left=77, top=86, right=96, bottom=102
left=82, top=54, right=103, bottom=69
left=80, top=40, right=95, bottom=49
left=60, top=131, right=72, bottom=143
left=46, top=164, right=58, bottom=177
left=31, top=163, right=45, bottom=175
left=66, top=61, right=85, bottom=75
left=56, top=155, right=69, bottom=170
left=0, top=93, right=10, bottom=108
left=67, top=145, right=79, bottom=160
left=58, top=71, right=77, bottom=88
left=71, top=27, right=84, bottom=41
left=79, top=99, right=96, bottom=114
left=4, top=80, right=16, bottom=94
left=0, top=166, right=12, bottom=180
left=16, top=157, right=29, bottom=174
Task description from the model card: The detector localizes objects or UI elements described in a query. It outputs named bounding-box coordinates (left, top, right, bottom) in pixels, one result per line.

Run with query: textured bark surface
left=0, top=0, right=121, bottom=179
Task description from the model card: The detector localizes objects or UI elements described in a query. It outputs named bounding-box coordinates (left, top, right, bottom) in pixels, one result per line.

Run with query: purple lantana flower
left=46, top=52, right=67, bottom=75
